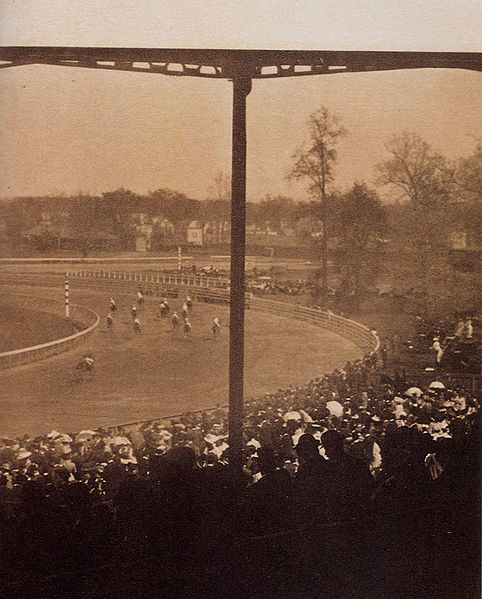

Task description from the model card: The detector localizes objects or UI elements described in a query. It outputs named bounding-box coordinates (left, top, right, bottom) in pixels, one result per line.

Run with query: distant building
left=135, top=236, right=149, bottom=252
left=152, top=216, right=175, bottom=235
left=131, top=213, right=175, bottom=251
left=449, top=230, right=467, bottom=250
left=187, top=220, right=203, bottom=246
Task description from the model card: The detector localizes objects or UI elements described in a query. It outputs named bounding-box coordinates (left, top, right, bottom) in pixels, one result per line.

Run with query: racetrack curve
left=0, top=281, right=363, bottom=436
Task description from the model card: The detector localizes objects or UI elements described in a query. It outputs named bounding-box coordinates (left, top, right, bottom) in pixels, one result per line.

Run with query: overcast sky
left=0, top=0, right=481, bottom=201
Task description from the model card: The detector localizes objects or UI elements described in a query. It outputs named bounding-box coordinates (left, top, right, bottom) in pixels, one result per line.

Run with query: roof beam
left=0, top=47, right=480, bottom=79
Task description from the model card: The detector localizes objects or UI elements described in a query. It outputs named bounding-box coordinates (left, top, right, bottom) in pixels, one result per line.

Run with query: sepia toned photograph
left=0, top=2, right=480, bottom=597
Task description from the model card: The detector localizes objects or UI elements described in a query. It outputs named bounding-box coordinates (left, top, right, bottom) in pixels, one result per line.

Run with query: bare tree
left=288, top=107, right=347, bottom=294
left=376, top=131, right=452, bottom=210
left=208, top=170, right=231, bottom=203
left=452, top=141, right=482, bottom=202
left=376, top=132, right=458, bottom=317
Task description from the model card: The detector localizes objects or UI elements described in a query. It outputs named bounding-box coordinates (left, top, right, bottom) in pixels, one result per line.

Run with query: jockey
left=109, top=298, right=117, bottom=313
left=133, top=317, right=141, bottom=334
left=212, top=317, right=221, bottom=336
left=183, top=319, right=192, bottom=338
left=171, top=312, right=179, bottom=329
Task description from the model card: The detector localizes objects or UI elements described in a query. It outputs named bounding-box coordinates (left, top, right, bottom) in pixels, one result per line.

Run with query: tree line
left=0, top=107, right=480, bottom=315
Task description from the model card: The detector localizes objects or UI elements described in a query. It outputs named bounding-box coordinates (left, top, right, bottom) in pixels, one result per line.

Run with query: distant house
left=447, top=201, right=481, bottom=250
left=280, top=220, right=296, bottom=237
left=131, top=213, right=151, bottom=251
left=187, top=220, right=203, bottom=246
left=135, top=236, right=149, bottom=252
left=132, top=213, right=175, bottom=251
left=449, top=230, right=467, bottom=250
left=152, top=216, right=175, bottom=234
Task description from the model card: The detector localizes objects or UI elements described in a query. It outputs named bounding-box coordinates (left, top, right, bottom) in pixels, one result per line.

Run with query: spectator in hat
left=321, top=429, right=374, bottom=520
left=241, top=447, right=294, bottom=534
left=292, top=434, right=330, bottom=525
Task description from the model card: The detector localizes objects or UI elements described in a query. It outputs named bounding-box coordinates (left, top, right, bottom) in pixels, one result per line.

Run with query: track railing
left=67, top=269, right=227, bottom=288
left=0, top=296, right=99, bottom=370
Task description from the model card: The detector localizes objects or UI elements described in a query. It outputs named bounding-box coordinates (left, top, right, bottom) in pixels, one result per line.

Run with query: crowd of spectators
left=1, top=338, right=479, bottom=597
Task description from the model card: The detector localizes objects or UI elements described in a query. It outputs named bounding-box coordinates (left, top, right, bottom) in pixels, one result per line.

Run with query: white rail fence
left=0, top=296, right=99, bottom=370
left=250, top=297, right=379, bottom=355
left=67, top=269, right=227, bottom=289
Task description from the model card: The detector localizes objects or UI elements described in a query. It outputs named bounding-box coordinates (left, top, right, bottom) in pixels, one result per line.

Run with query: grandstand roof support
left=229, top=74, right=252, bottom=472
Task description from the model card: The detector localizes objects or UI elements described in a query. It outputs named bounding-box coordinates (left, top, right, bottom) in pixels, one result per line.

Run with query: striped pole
left=178, top=246, right=182, bottom=271
left=64, top=275, right=70, bottom=318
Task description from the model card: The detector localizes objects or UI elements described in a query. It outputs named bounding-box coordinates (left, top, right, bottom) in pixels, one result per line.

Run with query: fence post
left=64, top=276, right=70, bottom=318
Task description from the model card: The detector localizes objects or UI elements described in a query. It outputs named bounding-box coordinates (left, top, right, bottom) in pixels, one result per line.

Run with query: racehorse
left=183, top=320, right=192, bottom=338
left=76, top=356, right=94, bottom=371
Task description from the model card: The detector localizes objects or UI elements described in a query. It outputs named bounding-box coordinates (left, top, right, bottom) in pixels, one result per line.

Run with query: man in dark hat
left=292, top=433, right=330, bottom=525
left=240, top=447, right=294, bottom=535
left=321, top=430, right=374, bottom=520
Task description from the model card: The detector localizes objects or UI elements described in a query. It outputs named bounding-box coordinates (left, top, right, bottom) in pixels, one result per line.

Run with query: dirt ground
left=0, top=278, right=362, bottom=437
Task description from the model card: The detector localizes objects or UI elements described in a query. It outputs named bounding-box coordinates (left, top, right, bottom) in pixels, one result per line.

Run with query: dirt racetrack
left=0, top=278, right=363, bottom=437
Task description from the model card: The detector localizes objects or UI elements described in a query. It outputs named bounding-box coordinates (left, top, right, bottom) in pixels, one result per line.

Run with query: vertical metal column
left=229, top=74, right=252, bottom=471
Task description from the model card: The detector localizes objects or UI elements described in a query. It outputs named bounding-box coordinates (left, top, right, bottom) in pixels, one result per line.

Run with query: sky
left=0, top=0, right=481, bottom=202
